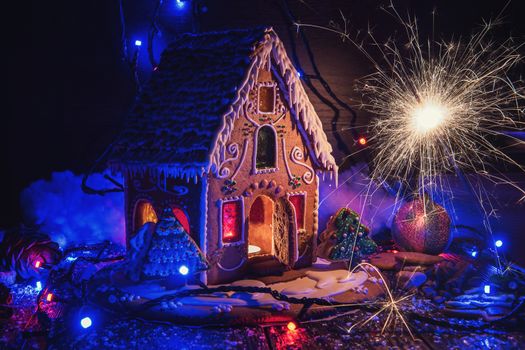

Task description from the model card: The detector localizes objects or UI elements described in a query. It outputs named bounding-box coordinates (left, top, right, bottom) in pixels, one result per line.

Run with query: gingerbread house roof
left=108, top=27, right=338, bottom=182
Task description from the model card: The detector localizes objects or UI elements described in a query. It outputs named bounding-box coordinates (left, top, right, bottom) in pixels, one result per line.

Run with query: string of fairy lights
left=28, top=245, right=524, bottom=342
left=16, top=0, right=525, bottom=344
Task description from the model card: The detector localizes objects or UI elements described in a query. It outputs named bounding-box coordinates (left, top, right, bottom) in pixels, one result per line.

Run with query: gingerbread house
left=108, top=27, right=338, bottom=284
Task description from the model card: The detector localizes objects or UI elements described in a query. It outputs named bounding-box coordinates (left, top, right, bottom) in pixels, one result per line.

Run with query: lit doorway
left=248, top=195, right=274, bottom=256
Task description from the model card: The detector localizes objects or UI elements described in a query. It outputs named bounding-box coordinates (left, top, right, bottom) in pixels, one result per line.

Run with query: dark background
left=4, top=0, right=525, bottom=228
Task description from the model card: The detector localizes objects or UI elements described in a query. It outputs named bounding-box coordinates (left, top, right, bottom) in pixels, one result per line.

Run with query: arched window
left=134, top=200, right=158, bottom=230
left=256, top=125, right=277, bottom=169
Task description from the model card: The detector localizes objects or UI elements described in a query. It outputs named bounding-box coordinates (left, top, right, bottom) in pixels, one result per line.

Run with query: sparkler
left=297, top=5, right=525, bottom=342
left=298, top=2, right=525, bottom=270
left=345, top=262, right=416, bottom=338
left=298, top=3, right=525, bottom=193
left=309, top=262, right=419, bottom=339
left=361, top=8, right=525, bottom=204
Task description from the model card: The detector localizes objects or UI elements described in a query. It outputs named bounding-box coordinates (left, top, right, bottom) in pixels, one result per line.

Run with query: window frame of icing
left=218, top=196, right=245, bottom=248
left=257, top=82, right=277, bottom=114
left=253, top=124, right=278, bottom=174
left=286, top=191, right=307, bottom=231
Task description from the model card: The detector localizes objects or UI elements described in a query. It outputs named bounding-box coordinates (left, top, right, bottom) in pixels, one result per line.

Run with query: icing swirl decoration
left=217, top=143, right=240, bottom=179
left=217, top=244, right=247, bottom=271
left=290, top=146, right=315, bottom=184
left=217, top=257, right=247, bottom=271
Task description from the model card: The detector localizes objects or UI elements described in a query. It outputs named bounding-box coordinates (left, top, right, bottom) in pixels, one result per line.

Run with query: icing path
left=118, top=269, right=370, bottom=312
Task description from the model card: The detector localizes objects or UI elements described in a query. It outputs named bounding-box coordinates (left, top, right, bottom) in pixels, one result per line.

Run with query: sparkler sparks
left=345, top=263, right=416, bottom=339
left=347, top=263, right=415, bottom=339
left=310, top=262, right=419, bottom=339
left=361, top=11, right=525, bottom=203
left=299, top=4, right=525, bottom=269
left=299, top=3, right=525, bottom=197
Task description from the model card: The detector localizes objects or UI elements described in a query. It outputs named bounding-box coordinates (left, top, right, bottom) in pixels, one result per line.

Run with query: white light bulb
left=80, top=317, right=92, bottom=329
left=179, top=265, right=189, bottom=275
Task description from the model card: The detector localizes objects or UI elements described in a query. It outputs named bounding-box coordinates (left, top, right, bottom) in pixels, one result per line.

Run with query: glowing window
left=256, top=126, right=277, bottom=169
left=222, top=200, right=243, bottom=244
left=289, top=194, right=305, bottom=230
left=258, top=85, right=276, bottom=113
left=172, top=207, right=190, bottom=234
left=134, top=200, right=158, bottom=230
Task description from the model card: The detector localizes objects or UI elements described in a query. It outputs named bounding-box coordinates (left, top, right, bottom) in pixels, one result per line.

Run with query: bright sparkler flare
left=359, top=10, right=525, bottom=200
left=296, top=4, right=525, bottom=206
left=296, top=2, right=525, bottom=274
left=409, top=99, right=448, bottom=135
left=357, top=8, right=525, bottom=271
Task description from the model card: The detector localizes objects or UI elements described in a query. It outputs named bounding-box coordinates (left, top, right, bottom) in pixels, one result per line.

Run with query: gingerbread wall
left=205, top=67, right=321, bottom=284
left=124, top=171, right=204, bottom=247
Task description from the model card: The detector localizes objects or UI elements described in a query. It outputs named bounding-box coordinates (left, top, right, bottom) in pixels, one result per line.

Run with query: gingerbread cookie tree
left=317, top=208, right=377, bottom=266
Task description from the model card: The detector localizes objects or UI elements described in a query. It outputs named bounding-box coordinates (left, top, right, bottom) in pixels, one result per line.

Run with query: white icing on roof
left=110, top=27, right=337, bottom=183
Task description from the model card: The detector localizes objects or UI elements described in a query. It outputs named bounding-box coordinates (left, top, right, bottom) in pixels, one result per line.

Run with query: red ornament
left=392, top=197, right=451, bottom=255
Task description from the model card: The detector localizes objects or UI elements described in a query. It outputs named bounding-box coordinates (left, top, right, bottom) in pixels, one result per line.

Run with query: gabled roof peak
left=109, top=27, right=337, bottom=183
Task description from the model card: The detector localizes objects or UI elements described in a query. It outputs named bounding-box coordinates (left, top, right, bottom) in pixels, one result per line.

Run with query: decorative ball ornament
left=392, top=197, right=451, bottom=255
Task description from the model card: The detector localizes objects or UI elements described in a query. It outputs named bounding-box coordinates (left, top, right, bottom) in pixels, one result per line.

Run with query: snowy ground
left=3, top=283, right=525, bottom=350
left=116, top=269, right=372, bottom=316
left=2, top=246, right=524, bottom=349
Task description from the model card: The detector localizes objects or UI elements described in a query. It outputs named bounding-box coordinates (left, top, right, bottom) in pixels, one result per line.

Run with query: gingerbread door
left=272, top=198, right=296, bottom=265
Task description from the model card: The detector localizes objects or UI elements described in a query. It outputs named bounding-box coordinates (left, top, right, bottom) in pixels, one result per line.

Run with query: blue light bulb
left=80, top=317, right=92, bottom=329
left=176, top=0, right=185, bottom=9
left=484, top=285, right=491, bottom=294
left=134, top=40, right=142, bottom=47
left=495, top=240, right=503, bottom=248
left=471, top=251, right=478, bottom=258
